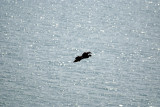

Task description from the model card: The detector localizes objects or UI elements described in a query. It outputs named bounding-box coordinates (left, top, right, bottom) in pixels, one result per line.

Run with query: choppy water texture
left=0, top=0, right=160, bottom=107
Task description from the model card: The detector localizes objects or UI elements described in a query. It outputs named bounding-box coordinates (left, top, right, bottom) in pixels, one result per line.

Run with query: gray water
left=0, top=0, right=160, bottom=107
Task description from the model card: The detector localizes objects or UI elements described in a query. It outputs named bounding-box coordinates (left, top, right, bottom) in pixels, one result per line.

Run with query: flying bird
left=74, top=52, right=92, bottom=62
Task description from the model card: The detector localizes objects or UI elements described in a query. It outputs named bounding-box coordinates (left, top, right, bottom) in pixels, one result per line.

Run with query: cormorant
left=74, top=52, right=92, bottom=62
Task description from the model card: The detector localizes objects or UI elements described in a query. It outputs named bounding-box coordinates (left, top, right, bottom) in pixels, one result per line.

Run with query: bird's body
left=74, top=52, right=92, bottom=62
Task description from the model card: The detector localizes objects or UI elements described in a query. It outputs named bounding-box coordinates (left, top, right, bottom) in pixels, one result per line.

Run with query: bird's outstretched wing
left=82, top=52, right=92, bottom=58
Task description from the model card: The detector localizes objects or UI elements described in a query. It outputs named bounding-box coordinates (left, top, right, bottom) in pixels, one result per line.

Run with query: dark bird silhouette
left=74, top=52, right=92, bottom=62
